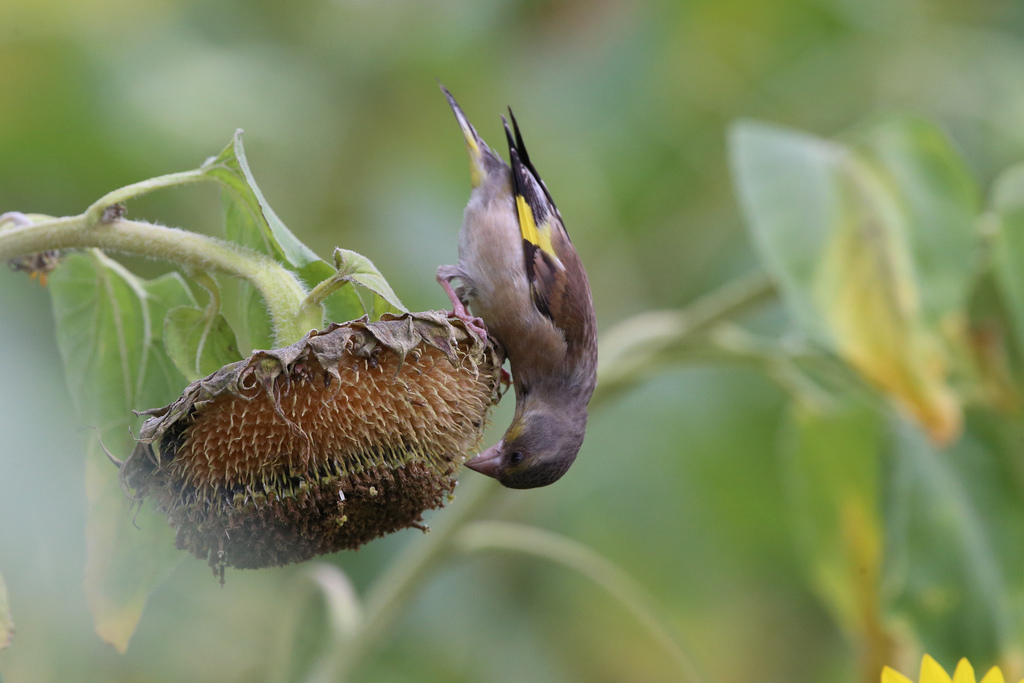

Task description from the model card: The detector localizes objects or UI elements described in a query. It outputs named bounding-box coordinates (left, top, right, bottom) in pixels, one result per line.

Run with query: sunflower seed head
left=120, top=311, right=502, bottom=576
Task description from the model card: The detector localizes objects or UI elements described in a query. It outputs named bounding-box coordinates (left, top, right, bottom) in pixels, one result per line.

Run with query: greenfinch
left=437, top=86, right=598, bottom=489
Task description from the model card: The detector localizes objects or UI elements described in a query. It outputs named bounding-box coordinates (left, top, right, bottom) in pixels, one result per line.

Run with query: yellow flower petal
left=922, top=655, right=954, bottom=683
left=952, top=659, right=977, bottom=683
left=884, top=656, right=1018, bottom=683
left=883, top=666, right=916, bottom=683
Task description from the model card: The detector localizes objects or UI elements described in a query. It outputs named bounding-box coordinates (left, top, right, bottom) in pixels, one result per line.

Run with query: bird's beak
left=464, top=441, right=503, bottom=479
left=439, top=84, right=490, bottom=189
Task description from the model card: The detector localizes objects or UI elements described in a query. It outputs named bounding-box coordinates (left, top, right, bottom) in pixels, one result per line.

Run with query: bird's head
left=439, top=84, right=507, bottom=191
left=464, top=402, right=587, bottom=489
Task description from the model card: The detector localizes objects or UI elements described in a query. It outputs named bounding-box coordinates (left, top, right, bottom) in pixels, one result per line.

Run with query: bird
left=436, top=85, right=598, bottom=489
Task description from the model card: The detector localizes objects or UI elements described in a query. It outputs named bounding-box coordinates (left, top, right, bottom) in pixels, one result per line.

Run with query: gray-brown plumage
left=437, top=85, right=598, bottom=489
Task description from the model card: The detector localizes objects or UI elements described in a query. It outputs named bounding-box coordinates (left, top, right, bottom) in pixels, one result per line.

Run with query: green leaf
left=299, top=258, right=365, bottom=324
left=202, top=130, right=321, bottom=268
left=50, top=252, right=190, bottom=425
left=729, top=120, right=966, bottom=444
left=990, top=163, right=1024, bottom=358
left=200, top=131, right=405, bottom=329
left=48, top=251, right=189, bottom=652
left=729, top=121, right=838, bottom=340
left=82, top=440, right=182, bottom=654
left=164, top=306, right=242, bottom=381
left=0, top=572, right=13, bottom=649
left=851, top=118, right=979, bottom=326
left=332, top=248, right=406, bottom=314
left=283, top=247, right=408, bottom=328
left=203, top=132, right=324, bottom=341
left=142, top=271, right=198, bottom=332
left=368, top=292, right=403, bottom=319
left=782, top=400, right=887, bottom=645
left=139, top=272, right=200, bottom=398
left=886, top=421, right=1018, bottom=663
left=962, top=272, right=1024, bottom=412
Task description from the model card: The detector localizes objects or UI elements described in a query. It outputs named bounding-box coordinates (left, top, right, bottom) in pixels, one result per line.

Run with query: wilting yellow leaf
left=816, top=155, right=961, bottom=444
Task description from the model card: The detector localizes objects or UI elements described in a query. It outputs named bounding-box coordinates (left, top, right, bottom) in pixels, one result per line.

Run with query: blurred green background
left=3, top=0, right=1024, bottom=681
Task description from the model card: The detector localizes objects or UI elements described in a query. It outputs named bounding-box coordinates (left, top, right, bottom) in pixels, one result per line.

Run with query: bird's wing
left=503, top=113, right=592, bottom=352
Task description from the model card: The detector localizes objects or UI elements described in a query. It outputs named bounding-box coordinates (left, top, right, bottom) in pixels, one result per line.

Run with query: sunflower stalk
left=0, top=212, right=318, bottom=346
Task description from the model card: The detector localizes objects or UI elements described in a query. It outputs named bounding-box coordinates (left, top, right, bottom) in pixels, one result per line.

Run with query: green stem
left=271, top=564, right=363, bottom=683
left=191, top=271, right=223, bottom=318
left=329, top=478, right=501, bottom=682
left=0, top=215, right=316, bottom=345
left=456, top=522, right=709, bottom=683
left=82, top=169, right=208, bottom=225
left=299, top=275, right=350, bottom=324
left=594, top=270, right=777, bottom=408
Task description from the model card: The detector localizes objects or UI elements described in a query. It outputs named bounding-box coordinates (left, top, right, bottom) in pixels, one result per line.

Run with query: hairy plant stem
left=299, top=274, right=350, bottom=325
left=0, top=215, right=319, bottom=346
left=325, top=270, right=779, bottom=682
left=81, top=169, right=208, bottom=224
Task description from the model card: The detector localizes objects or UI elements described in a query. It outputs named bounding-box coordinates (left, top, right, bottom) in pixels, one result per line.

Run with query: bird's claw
left=456, top=313, right=489, bottom=343
left=437, top=272, right=489, bottom=343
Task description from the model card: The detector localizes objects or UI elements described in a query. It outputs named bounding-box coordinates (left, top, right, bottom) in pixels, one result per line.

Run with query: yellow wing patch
left=516, top=195, right=557, bottom=260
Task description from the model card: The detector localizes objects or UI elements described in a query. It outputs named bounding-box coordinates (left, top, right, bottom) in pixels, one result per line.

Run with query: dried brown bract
left=118, top=311, right=503, bottom=577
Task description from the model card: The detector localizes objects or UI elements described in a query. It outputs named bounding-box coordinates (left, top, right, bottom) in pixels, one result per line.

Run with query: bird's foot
left=437, top=273, right=489, bottom=342
left=453, top=309, right=489, bottom=342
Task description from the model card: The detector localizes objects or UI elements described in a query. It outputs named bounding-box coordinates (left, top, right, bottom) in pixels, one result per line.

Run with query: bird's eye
left=509, top=451, right=524, bottom=466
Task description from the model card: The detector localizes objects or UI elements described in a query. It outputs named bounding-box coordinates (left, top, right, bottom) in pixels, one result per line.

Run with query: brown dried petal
left=120, top=311, right=502, bottom=575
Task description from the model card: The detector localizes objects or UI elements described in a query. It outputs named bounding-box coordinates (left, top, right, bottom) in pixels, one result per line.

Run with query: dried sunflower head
left=119, top=311, right=503, bottom=576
